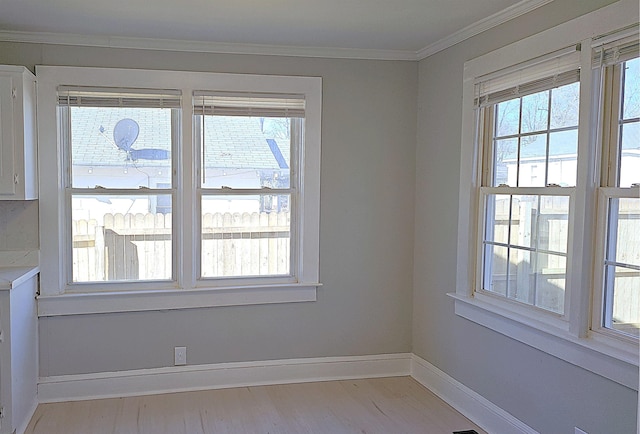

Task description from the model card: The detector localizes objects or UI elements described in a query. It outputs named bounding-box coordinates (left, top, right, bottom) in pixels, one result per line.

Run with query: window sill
left=448, top=293, right=639, bottom=390
left=37, top=283, right=320, bottom=317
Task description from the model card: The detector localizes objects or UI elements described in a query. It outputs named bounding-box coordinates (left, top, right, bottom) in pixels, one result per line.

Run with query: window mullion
left=64, top=188, right=73, bottom=288
left=505, top=195, right=514, bottom=298
left=566, top=39, right=598, bottom=337
left=516, top=99, right=523, bottom=187
left=62, top=102, right=73, bottom=288
left=180, top=90, right=195, bottom=289
left=544, top=89, right=552, bottom=187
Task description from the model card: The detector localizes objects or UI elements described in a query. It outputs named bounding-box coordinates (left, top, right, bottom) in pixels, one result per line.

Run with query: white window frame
left=36, top=66, right=322, bottom=316
left=453, top=0, right=639, bottom=391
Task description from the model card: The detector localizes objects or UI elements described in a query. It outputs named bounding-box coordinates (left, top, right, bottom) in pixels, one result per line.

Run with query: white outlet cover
left=174, top=346, right=187, bottom=366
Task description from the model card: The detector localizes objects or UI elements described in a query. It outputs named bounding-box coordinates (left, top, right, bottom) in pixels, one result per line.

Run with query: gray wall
left=0, top=45, right=416, bottom=376
left=413, top=0, right=638, bottom=433
left=1, top=1, right=638, bottom=432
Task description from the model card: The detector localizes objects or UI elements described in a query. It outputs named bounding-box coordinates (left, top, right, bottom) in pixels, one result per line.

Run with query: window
left=37, top=67, right=321, bottom=314
left=193, top=93, right=304, bottom=282
left=59, top=88, right=180, bottom=284
left=455, top=5, right=639, bottom=390
left=475, top=47, right=580, bottom=316
left=593, top=37, right=640, bottom=340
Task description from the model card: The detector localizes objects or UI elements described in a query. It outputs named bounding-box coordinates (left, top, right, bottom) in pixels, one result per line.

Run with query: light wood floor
left=25, top=376, right=486, bottom=434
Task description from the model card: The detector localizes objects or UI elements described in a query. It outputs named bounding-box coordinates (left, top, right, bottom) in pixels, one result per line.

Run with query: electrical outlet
left=174, top=346, right=187, bottom=366
left=575, top=428, right=588, bottom=434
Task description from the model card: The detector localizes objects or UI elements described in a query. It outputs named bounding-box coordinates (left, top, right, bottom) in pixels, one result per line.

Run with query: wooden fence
left=72, top=211, right=290, bottom=282
left=72, top=205, right=638, bottom=332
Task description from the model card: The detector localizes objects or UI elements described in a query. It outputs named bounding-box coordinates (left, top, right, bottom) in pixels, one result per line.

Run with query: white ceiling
left=0, top=0, right=553, bottom=59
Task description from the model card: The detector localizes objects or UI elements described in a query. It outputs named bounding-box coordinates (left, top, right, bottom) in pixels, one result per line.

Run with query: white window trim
left=36, top=66, right=322, bottom=316
left=454, top=0, right=639, bottom=390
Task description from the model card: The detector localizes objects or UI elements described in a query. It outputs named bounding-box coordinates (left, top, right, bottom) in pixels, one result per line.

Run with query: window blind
left=475, top=45, right=581, bottom=108
left=57, top=86, right=182, bottom=108
left=592, top=28, right=639, bottom=68
left=193, top=91, right=305, bottom=118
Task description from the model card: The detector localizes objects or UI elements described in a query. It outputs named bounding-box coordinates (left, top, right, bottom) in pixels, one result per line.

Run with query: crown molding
left=0, top=30, right=417, bottom=61
left=0, top=0, right=554, bottom=62
left=416, top=0, right=555, bottom=60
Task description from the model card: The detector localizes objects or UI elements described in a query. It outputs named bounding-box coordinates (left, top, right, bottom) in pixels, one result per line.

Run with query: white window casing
left=36, top=66, right=322, bottom=315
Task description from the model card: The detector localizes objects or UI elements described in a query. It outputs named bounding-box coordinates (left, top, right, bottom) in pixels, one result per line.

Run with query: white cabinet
left=0, top=66, right=37, bottom=200
left=0, top=272, right=38, bottom=434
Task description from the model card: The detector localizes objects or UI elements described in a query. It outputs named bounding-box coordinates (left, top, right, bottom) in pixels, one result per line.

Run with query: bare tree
left=261, top=118, right=291, bottom=140
left=493, top=83, right=581, bottom=165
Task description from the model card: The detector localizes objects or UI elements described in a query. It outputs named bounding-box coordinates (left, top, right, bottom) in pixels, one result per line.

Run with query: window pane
left=604, top=265, right=640, bottom=337
left=510, top=195, right=538, bottom=249
left=507, top=246, right=534, bottom=305
left=495, top=100, right=520, bottom=137
left=70, top=107, right=173, bottom=189
left=535, top=253, right=566, bottom=314
left=609, top=198, right=640, bottom=267
left=521, top=90, right=549, bottom=134
left=485, top=194, right=510, bottom=244
left=619, top=121, right=640, bottom=187
left=538, top=195, right=570, bottom=254
left=550, top=82, right=580, bottom=129
left=622, top=57, right=640, bottom=120
left=71, top=194, right=172, bottom=282
left=483, top=244, right=508, bottom=297
left=547, top=129, right=578, bottom=187
left=201, top=194, right=291, bottom=278
left=493, top=138, right=517, bottom=186
left=199, top=116, right=293, bottom=189
left=518, top=134, right=547, bottom=187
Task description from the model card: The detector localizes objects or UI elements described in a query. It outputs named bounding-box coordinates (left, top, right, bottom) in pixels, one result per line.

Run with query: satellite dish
left=113, top=118, right=139, bottom=151
left=110, top=118, right=170, bottom=161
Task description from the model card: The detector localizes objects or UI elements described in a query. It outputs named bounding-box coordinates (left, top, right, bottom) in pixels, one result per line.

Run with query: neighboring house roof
left=502, top=130, right=640, bottom=164
left=203, top=116, right=290, bottom=170
left=502, top=132, right=578, bottom=163
left=70, top=107, right=290, bottom=170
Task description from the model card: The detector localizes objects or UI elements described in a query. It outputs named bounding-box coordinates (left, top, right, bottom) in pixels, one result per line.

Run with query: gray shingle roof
left=70, top=107, right=289, bottom=170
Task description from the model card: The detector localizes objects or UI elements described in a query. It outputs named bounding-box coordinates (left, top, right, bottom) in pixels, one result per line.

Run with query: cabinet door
left=0, top=74, right=16, bottom=196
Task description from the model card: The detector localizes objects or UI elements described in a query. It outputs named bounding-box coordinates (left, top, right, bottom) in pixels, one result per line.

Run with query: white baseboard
left=410, top=354, right=538, bottom=434
left=38, top=353, right=412, bottom=403
left=37, top=352, right=537, bottom=434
